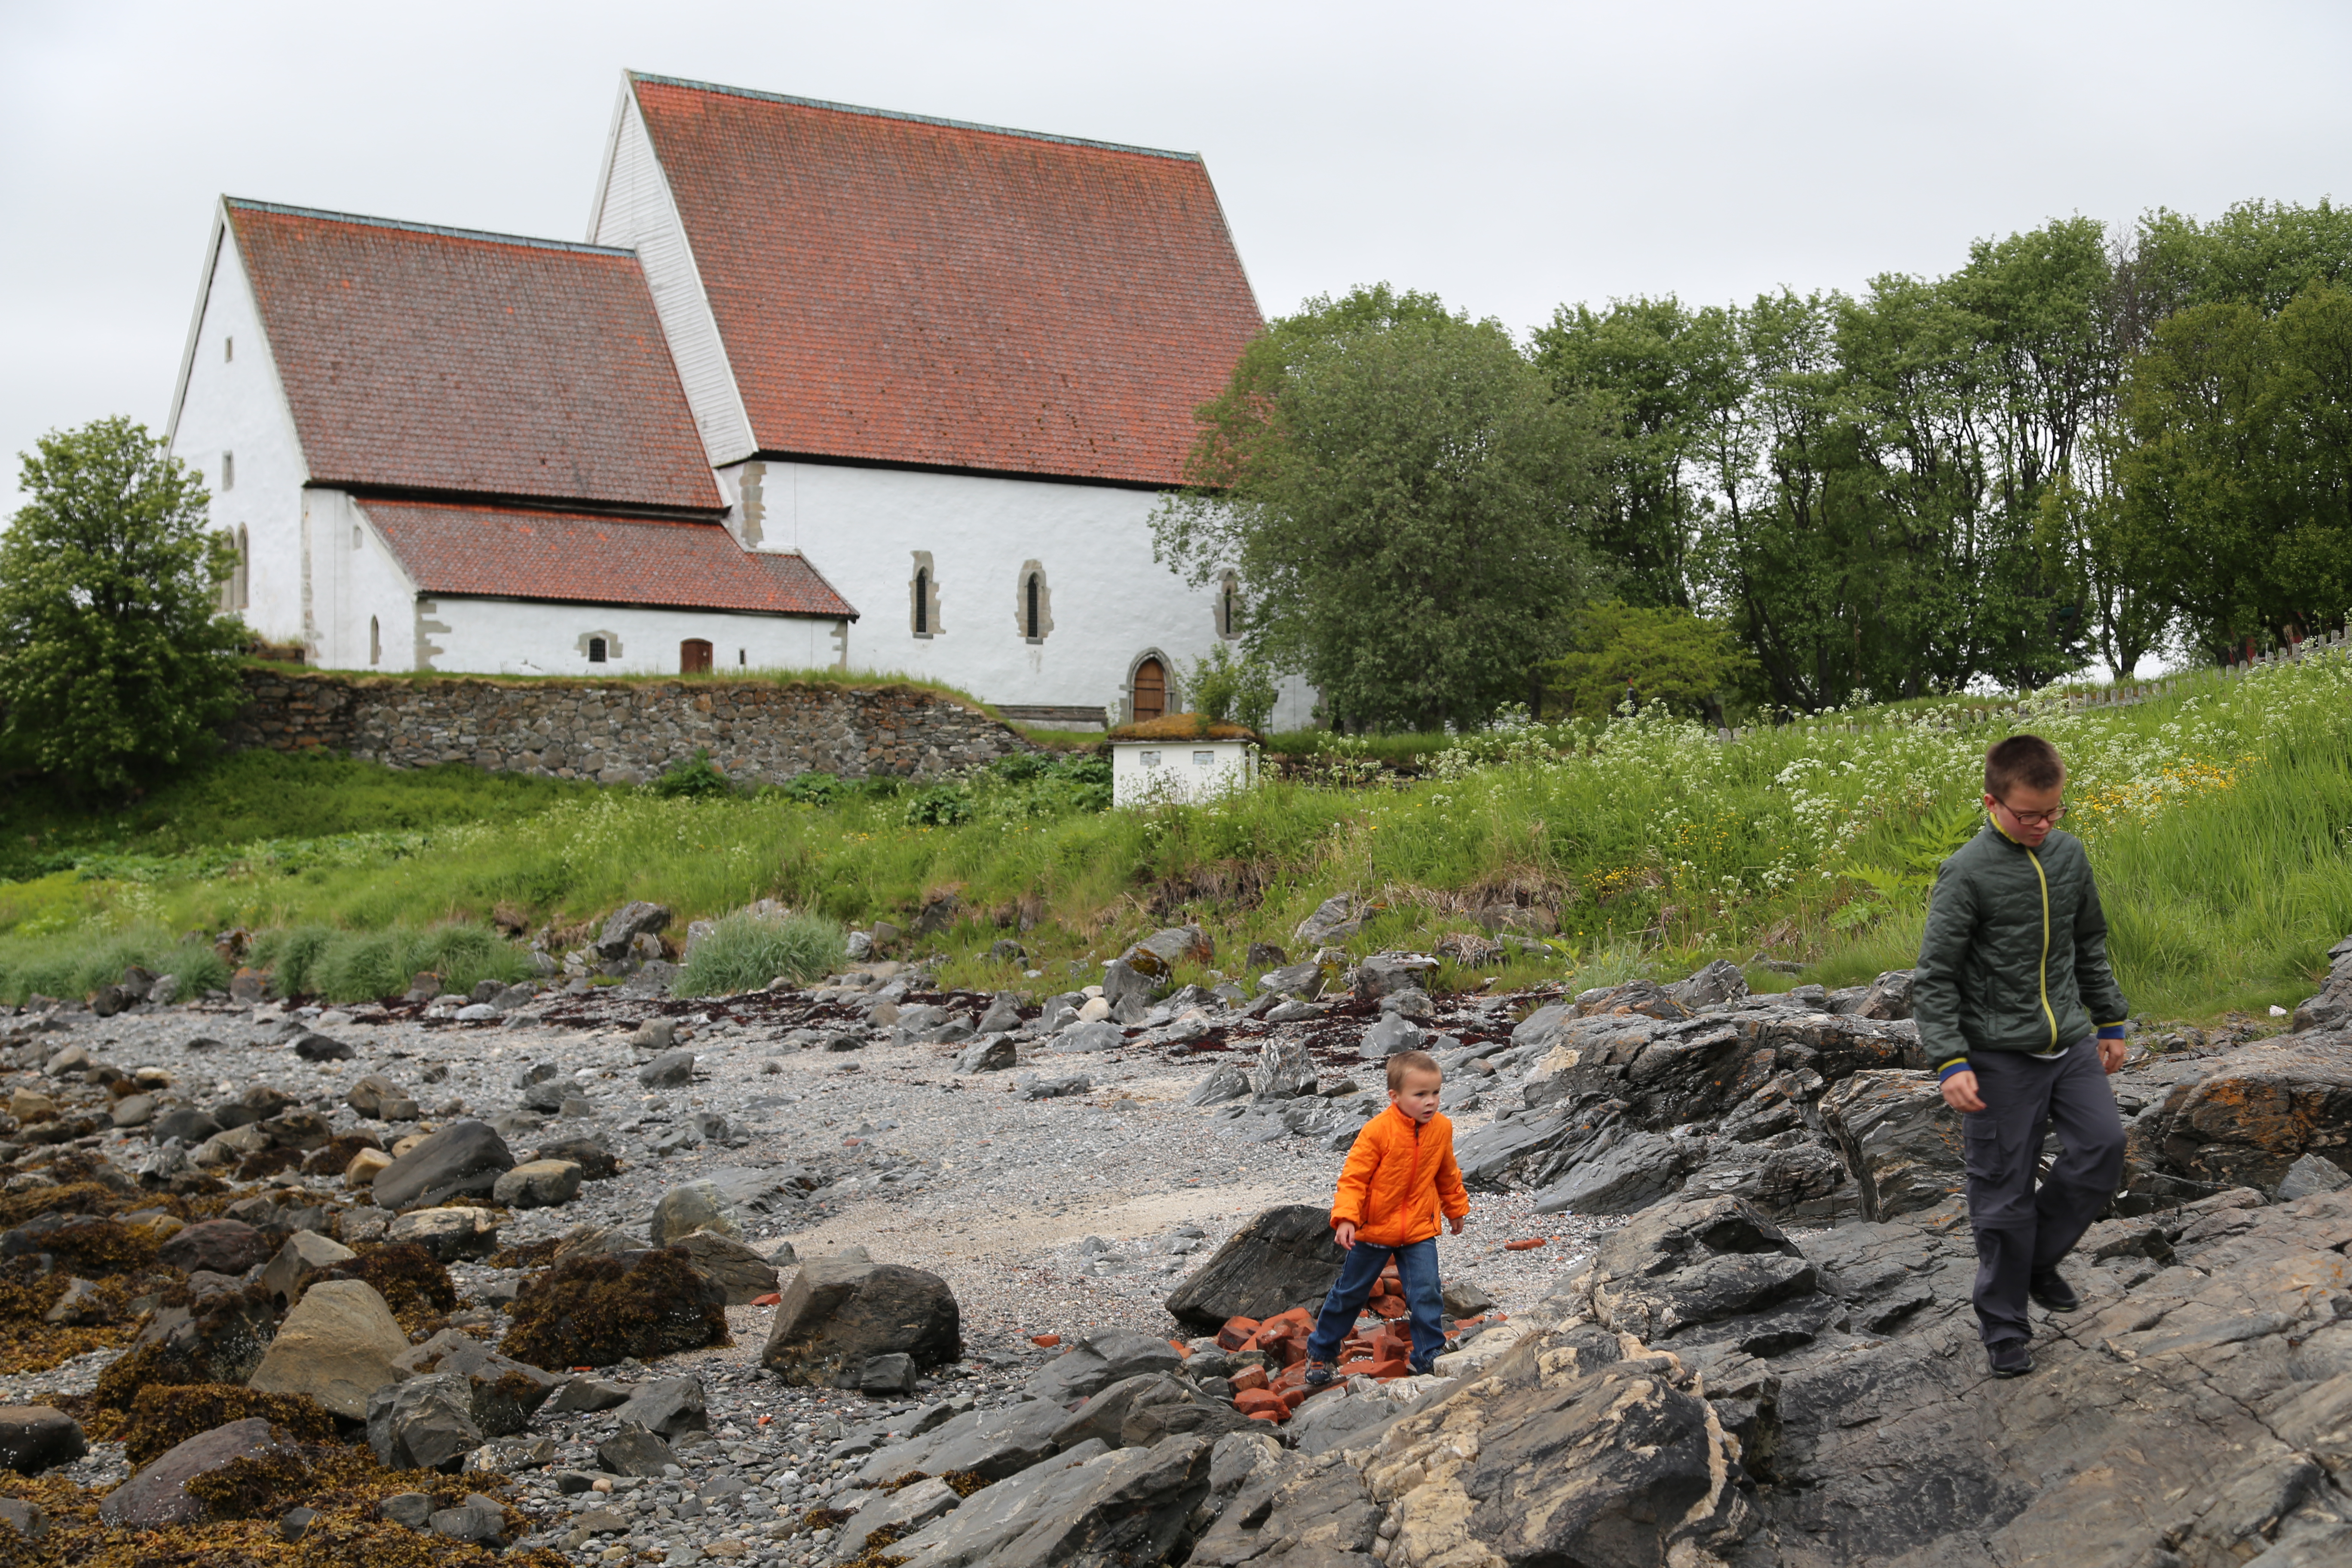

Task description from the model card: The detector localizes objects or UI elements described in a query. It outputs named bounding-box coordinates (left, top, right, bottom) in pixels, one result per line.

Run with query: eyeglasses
left=1996, top=799, right=2067, bottom=827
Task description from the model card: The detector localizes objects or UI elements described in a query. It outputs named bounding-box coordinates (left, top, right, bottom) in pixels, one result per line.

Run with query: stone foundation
left=228, top=671, right=1034, bottom=784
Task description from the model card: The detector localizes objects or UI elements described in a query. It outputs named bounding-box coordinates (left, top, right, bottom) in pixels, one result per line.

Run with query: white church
left=166, top=72, right=1304, bottom=730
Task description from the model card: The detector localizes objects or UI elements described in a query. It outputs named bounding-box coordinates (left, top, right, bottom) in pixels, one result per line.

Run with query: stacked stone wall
left=227, top=671, right=1035, bottom=784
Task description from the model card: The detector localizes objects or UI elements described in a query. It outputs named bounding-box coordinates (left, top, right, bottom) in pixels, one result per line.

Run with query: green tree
left=1542, top=600, right=1755, bottom=723
left=1154, top=286, right=1608, bottom=731
left=1184, top=642, right=1278, bottom=733
left=0, top=417, right=246, bottom=793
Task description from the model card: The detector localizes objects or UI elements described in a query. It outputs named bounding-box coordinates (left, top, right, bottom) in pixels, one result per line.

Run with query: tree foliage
left=0, top=418, right=246, bottom=793
left=1153, top=286, right=1608, bottom=731
left=1543, top=601, right=1755, bottom=723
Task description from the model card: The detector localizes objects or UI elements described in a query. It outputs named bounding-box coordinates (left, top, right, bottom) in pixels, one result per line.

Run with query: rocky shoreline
left=0, top=919, right=2344, bottom=1567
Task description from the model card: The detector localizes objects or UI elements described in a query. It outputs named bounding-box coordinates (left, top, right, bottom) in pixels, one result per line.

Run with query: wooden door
left=1131, top=657, right=1166, bottom=722
left=680, top=639, right=714, bottom=674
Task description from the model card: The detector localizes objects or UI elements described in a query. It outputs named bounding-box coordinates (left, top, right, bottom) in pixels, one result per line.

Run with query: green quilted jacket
left=1913, top=820, right=2130, bottom=1076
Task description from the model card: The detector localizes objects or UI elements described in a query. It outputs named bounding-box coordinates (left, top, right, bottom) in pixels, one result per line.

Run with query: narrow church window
left=681, top=639, right=714, bottom=674
left=224, top=337, right=233, bottom=362
left=1026, top=573, right=1041, bottom=639
left=352, top=525, right=363, bottom=551
left=233, top=524, right=249, bottom=609
left=915, top=569, right=929, bottom=634
left=910, top=551, right=940, bottom=637
left=1014, top=560, right=1052, bottom=643
left=588, top=637, right=608, bottom=664
left=1218, top=571, right=1244, bottom=639
left=220, top=452, right=235, bottom=492
left=738, top=648, right=746, bottom=666
left=370, top=616, right=381, bottom=665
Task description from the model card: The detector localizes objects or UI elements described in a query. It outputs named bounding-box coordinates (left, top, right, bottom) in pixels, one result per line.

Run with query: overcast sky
left=5, top=0, right=2347, bottom=518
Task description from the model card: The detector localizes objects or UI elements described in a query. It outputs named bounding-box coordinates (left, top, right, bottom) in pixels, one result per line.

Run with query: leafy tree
left=1154, top=286, right=1608, bottom=731
left=1184, top=642, right=1278, bottom=733
left=1542, top=601, right=1755, bottom=723
left=0, top=418, right=245, bottom=794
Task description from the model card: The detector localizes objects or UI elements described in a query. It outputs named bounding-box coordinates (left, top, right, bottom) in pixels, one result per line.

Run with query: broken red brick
left=1030, top=1333, right=1062, bottom=1347
left=1169, top=1340, right=1191, bottom=1357
left=1369, top=1357, right=1412, bottom=1379
left=1229, top=1365, right=1269, bottom=1393
left=1234, top=1388, right=1285, bottom=1418
left=751, top=1292, right=781, bottom=1307
left=1216, top=1316, right=1262, bottom=1351
left=1504, top=1237, right=1548, bottom=1251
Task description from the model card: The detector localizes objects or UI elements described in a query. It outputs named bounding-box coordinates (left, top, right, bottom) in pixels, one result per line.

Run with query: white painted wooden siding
left=589, top=83, right=755, bottom=467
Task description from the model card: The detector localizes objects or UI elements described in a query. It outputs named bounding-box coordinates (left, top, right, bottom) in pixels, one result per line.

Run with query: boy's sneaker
left=1408, top=1357, right=1439, bottom=1378
left=1986, top=1339, right=2035, bottom=1378
left=2028, top=1269, right=2081, bottom=1312
left=1302, top=1360, right=1335, bottom=1389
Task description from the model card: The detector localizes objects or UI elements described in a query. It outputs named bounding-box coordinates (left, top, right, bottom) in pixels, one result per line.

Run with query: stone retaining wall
left=228, top=671, right=1035, bottom=784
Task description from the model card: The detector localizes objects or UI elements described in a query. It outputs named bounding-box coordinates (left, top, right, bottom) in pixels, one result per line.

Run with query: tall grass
left=674, top=911, right=844, bottom=997
left=246, top=923, right=536, bottom=1002
left=0, top=931, right=233, bottom=1003
left=0, top=656, right=2344, bottom=1020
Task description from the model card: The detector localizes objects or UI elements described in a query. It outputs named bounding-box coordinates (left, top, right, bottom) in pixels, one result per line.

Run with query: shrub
left=649, top=749, right=738, bottom=799
left=674, top=909, right=844, bottom=997
left=903, top=784, right=973, bottom=827
left=778, top=770, right=847, bottom=806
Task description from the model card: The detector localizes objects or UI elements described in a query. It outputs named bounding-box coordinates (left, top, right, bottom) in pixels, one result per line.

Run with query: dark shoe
left=2028, top=1270, right=2081, bottom=1312
left=1987, top=1339, right=2035, bottom=1378
left=1409, top=1359, right=1439, bottom=1378
left=1302, top=1360, right=1335, bottom=1389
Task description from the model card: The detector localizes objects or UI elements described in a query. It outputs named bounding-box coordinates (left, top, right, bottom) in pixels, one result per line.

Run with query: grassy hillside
left=3, top=655, right=2346, bottom=1020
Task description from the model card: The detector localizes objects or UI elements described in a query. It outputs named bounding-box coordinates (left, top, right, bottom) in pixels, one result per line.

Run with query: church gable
left=617, top=74, right=1265, bottom=487
left=227, top=200, right=721, bottom=511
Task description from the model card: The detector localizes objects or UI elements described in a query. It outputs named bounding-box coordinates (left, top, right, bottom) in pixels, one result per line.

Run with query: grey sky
left=5, top=0, right=2346, bottom=518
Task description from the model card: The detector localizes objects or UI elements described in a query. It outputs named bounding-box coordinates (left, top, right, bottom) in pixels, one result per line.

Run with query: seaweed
left=123, top=1385, right=339, bottom=1467
left=236, top=1146, right=310, bottom=1182
left=498, top=1248, right=728, bottom=1370
left=318, top=1244, right=458, bottom=1336
left=303, top=1133, right=384, bottom=1178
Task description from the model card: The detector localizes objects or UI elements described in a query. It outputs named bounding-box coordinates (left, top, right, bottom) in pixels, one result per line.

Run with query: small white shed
left=1108, top=717, right=1262, bottom=807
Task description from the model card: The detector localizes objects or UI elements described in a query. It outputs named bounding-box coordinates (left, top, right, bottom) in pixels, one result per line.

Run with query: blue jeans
left=1304, top=1236, right=1446, bottom=1371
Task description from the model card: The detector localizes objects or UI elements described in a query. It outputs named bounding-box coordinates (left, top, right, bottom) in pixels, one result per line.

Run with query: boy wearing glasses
left=1914, top=734, right=2129, bottom=1379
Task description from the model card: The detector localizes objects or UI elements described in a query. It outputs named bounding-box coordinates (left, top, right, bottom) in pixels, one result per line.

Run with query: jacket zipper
left=2027, top=848, right=2058, bottom=1047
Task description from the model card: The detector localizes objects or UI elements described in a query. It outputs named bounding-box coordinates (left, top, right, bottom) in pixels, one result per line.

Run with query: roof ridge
left=625, top=71, right=1201, bottom=162
left=225, top=197, right=636, bottom=257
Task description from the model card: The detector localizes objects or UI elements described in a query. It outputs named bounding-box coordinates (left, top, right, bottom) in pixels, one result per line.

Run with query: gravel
left=0, top=965, right=1619, bottom=1563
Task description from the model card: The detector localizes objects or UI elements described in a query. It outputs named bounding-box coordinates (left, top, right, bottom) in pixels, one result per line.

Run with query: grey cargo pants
left=1963, top=1036, right=2126, bottom=1346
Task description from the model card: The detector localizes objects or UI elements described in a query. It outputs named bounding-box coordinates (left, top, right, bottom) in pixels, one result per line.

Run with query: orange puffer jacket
left=1330, top=1104, right=1469, bottom=1247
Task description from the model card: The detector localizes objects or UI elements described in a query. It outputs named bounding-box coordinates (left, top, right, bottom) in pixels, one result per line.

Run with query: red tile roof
left=361, top=500, right=857, bottom=618
left=629, top=76, right=1264, bottom=487
left=229, top=201, right=721, bottom=510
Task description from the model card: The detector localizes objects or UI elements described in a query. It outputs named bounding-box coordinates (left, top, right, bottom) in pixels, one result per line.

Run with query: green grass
left=1, top=658, right=2345, bottom=1021
left=675, top=910, right=845, bottom=995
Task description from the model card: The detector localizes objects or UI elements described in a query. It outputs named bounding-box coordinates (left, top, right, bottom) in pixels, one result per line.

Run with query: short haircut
left=1387, top=1050, right=1440, bottom=1091
left=1985, top=734, right=2065, bottom=797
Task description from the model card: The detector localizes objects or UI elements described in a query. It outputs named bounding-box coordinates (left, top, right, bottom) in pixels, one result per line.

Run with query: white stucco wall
left=717, top=459, right=1314, bottom=728
left=379, top=596, right=847, bottom=678
left=1112, top=739, right=1259, bottom=807
left=164, top=216, right=311, bottom=647
left=299, top=491, right=424, bottom=670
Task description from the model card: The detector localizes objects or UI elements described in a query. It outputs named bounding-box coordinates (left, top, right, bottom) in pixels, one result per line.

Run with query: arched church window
left=588, top=637, right=608, bottom=664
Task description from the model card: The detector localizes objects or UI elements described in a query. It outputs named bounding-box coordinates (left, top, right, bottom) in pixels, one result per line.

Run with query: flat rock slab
left=372, top=1119, right=514, bottom=1212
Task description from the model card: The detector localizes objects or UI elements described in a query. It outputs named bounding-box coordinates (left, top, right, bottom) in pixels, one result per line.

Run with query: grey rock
left=629, top=1017, right=677, bottom=1051
left=858, top=1400, right=1073, bottom=1486
left=110, top=1093, right=156, bottom=1127
left=371, top=1119, right=515, bottom=1212
left=1530, top=1130, right=1694, bottom=1216
left=533, top=1134, right=620, bottom=1179
left=637, top=1048, right=698, bottom=1088
left=0, top=1406, right=85, bottom=1477
left=99, top=1418, right=276, bottom=1527
left=1019, top=1074, right=1092, bottom=1100
left=1352, top=952, right=1437, bottom=1004
left=1853, top=968, right=1917, bottom=1020
left=150, top=1106, right=221, bottom=1144
left=890, top=1434, right=1212, bottom=1568
left=41, top=1277, right=103, bottom=1325
left=246, top=1278, right=409, bottom=1417
left=762, top=1256, right=962, bottom=1385
left=386, top=1204, right=499, bottom=1262
left=1442, top=1277, right=1498, bottom=1317
left=1293, top=892, right=1372, bottom=946
left=367, top=1372, right=486, bottom=1472
left=0, top=1498, right=46, bottom=1539
left=672, top=1230, right=782, bottom=1303
left=493, top=1158, right=582, bottom=1208
left=157, top=1217, right=271, bottom=1274
left=548, top=1375, right=633, bottom=1414
left=596, top=900, right=671, bottom=959
left=292, top=1032, right=355, bottom=1061
left=1186, top=1061, right=1252, bottom=1106
left=609, top=1375, right=708, bottom=1437
left=378, top=1493, right=434, bottom=1530
left=1667, top=958, right=1749, bottom=1010
left=1361, top=1013, right=1426, bottom=1059
left=1165, top=1203, right=1348, bottom=1329
left=595, top=1424, right=677, bottom=1477
left=1052, top=1372, right=1250, bottom=1451
left=1248, top=1039, right=1317, bottom=1102
left=1101, top=959, right=1157, bottom=1025
left=429, top=1493, right=507, bottom=1545
left=956, top=1035, right=1018, bottom=1073
left=1052, top=1020, right=1124, bottom=1054
left=650, top=1179, right=742, bottom=1247
left=858, top=1352, right=919, bottom=1393
left=1819, top=1070, right=1966, bottom=1222
left=2275, top=1152, right=2351, bottom=1202
left=1023, top=1330, right=1187, bottom=1404
left=1256, top=962, right=1323, bottom=998
left=392, top=1329, right=563, bottom=1436
left=976, top=993, right=1023, bottom=1034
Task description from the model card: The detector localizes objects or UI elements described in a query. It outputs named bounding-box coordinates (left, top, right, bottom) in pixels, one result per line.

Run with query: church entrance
left=1131, top=656, right=1167, bottom=722
left=680, top=639, right=713, bottom=674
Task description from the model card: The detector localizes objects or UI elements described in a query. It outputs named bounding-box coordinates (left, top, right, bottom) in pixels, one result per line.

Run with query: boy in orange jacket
left=1302, top=1049, right=1469, bottom=1385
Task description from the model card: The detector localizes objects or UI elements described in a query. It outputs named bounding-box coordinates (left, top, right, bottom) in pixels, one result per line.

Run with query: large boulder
left=0, top=1408, right=84, bottom=1476
left=1052, top=1372, right=1251, bottom=1449
left=1248, top=1040, right=1317, bottom=1102
left=761, top=1257, right=962, bottom=1386
left=1100, top=959, right=1156, bottom=1025
left=100, top=1419, right=287, bottom=1528
left=387, top=1206, right=500, bottom=1262
left=245, top=1279, right=410, bottom=1418
left=1164, top=1204, right=1347, bottom=1329
left=1293, top=893, right=1375, bottom=946
left=1819, top=1070, right=1966, bottom=1222
left=367, top=1372, right=484, bottom=1472
left=1529, top=1129, right=1696, bottom=1216
left=501, top=1249, right=729, bottom=1370
left=371, top=1120, right=515, bottom=1212
left=2135, top=1027, right=2352, bottom=1192
left=595, top=900, right=671, bottom=960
